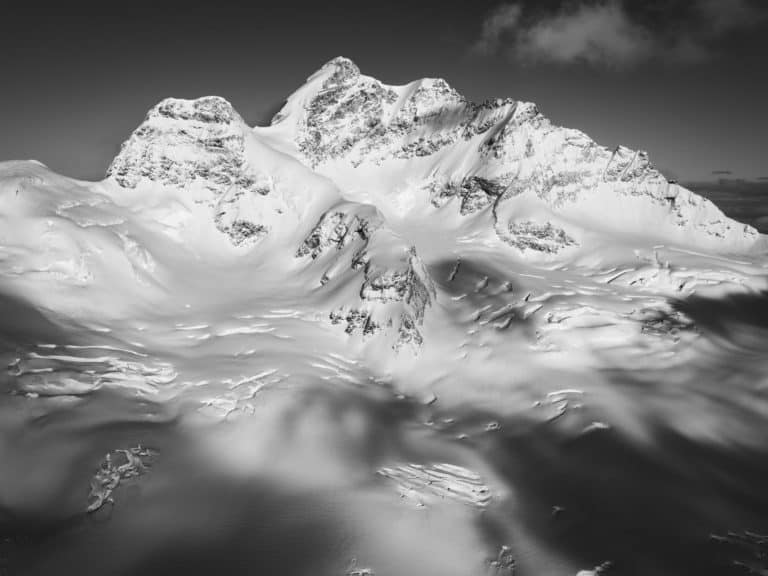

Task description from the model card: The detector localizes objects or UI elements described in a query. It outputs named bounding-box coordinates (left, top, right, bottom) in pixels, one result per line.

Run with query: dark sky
left=1, top=1, right=766, bottom=182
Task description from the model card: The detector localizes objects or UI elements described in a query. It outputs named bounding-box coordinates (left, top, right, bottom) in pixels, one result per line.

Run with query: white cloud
left=517, top=2, right=652, bottom=66
left=475, top=0, right=765, bottom=67
left=474, top=4, right=523, bottom=54
left=697, top=0, right=758, bottom=34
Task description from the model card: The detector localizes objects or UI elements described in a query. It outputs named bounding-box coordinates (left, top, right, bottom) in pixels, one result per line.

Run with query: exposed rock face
left=298, top=203, right=435, bottom=348
left=296, top=203, right=381, bottom=260
left=329, top=307, right=378, bottom=336
left=285, top=57, right=548, bottom=177
left=360, top=248, right=432, bottom=319
left=87, top=446, right=158, bottom=513
left=330, top=246, right=434, bottom=349
left=426, top=176, right=506, bottom=215
left=107, top=97, right=274, bottom=246
left=286, top=57, right=521, bottom=169
left=502, top=221, right=579, bottom=254
left=296, top=58, right=399, bottom=166
left=212, top=175, right=274, bottom=246
left=107, top=97, right=258, bottom=195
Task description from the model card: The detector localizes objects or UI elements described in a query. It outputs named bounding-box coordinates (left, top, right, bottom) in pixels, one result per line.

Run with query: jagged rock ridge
left=297, top=202, right=435, bottom=349
left=269, top=57, right=757, bottom=249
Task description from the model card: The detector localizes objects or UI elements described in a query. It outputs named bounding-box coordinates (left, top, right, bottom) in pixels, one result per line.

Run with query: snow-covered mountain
left=2, top=57, right=764, bottom=352
left=261, top=57, right=757, bottom=252
left=2, top=56, right=768, bottom=576
left=106, top=56, right=759, bottom=260
left=62, top=55, right=759, bottom=349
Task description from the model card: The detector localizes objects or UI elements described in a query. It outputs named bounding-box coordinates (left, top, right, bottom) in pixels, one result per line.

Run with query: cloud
left=475, top=4, right=523, bottom=54
left=519, top=2, right=652, bottom=66
left=475, top=0, right=765, bottom=67
left=697, top=0, right=757, bottom=34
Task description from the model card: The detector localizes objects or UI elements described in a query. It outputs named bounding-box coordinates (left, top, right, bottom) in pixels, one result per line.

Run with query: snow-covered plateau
left=1, top=57, right=767, bottom=576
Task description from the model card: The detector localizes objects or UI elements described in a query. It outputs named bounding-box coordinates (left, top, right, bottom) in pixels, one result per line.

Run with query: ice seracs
left=86, top=445, right=158, bottom=513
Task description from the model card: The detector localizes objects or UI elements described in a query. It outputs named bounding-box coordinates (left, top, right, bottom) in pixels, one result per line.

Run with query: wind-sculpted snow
left=1, top=58, right=768, bottom=576
left=7, top=345, right=176, bottom=397
left=377, top=462, right=493, bottom=508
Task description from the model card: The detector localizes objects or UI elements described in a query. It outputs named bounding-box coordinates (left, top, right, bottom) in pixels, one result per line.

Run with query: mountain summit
left=109, top=56, right=758, bottom=257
